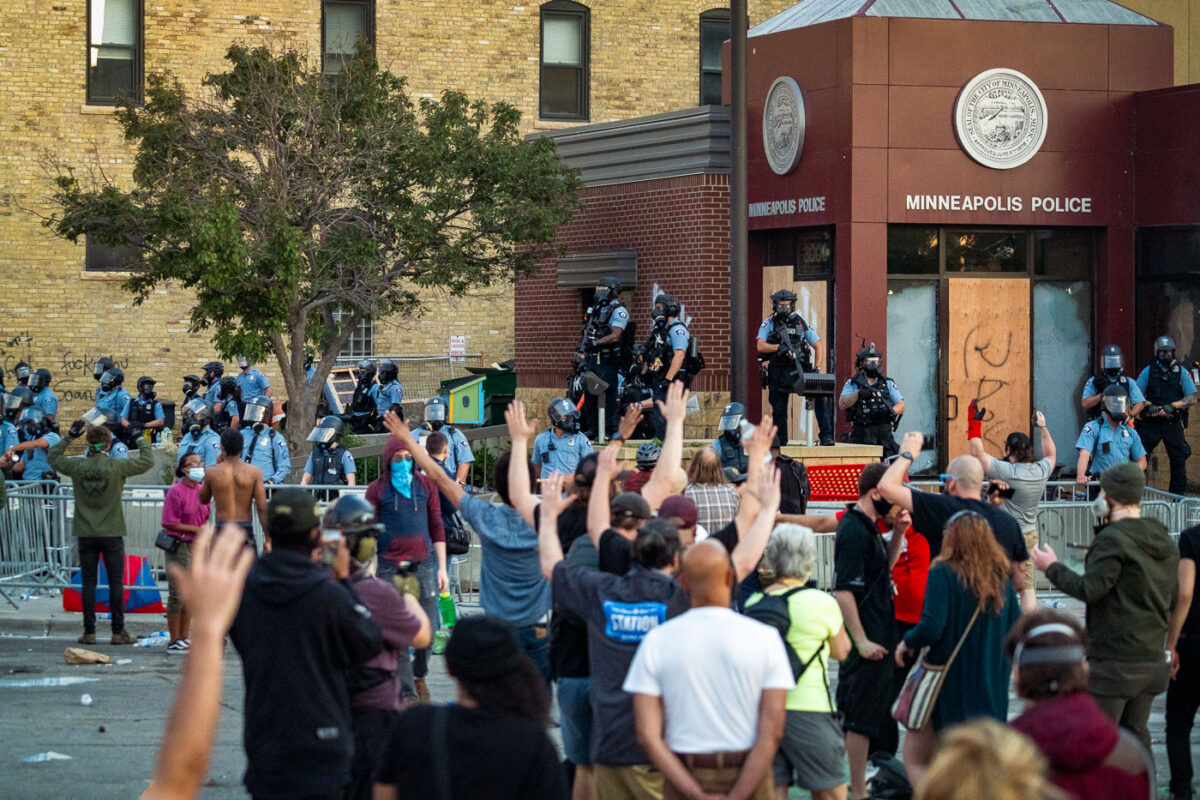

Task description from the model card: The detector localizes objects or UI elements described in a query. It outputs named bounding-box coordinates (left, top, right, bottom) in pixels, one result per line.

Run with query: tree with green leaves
left=48, top=43, right=579, bottom=451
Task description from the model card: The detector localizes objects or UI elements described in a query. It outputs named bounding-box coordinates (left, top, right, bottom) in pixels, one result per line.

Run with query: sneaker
left=77, top=633, right=96, bottom=645
left=110, top=630, right=135, bottom=646
left=166, top=640, right=189, bottom=654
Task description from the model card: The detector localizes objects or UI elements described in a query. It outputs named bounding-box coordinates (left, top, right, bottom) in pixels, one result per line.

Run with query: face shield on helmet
left=242, top=398, right=272, bottom=425
left=29, top=369, right=51, bottom=391
left=236, top=355, right=250, bottom=370
left=93, top=358, right=113, bottom=381
left=99, top=369, right=122, bottom=391
left=718, top=402, right=745, bottom=433
left=17, top=407, right=45, bottom=432
left=4, top=392, right=23, bottom=413
left=425, top=398, right=448, bottom=424
left=549, top=397, right=580, bottom=433
left=307, top=415, right=344, bottom=444
left=14, top=363, right=30, bottom=382
left=1155, top=336, right=1177, bottom=365
left=1101, top=345, right=1123, bottom=376
left=183, top=397, right=213, bottom=421
left=1102, top=391, right=1130, bottom=420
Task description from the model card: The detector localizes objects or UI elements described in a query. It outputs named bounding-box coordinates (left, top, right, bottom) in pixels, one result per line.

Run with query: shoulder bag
left=155, top=529, right=180, bottom=554
left=891, top=603, right=982, bottom=732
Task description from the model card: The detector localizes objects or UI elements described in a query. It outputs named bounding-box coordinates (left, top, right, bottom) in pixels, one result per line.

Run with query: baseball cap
left=267, top=488, right=321, bottom=534
left=611, top=491, right=652, bottom=520
left=658, top=495, right=698, bottom=529
left=723, top=466, right=748, bottom=485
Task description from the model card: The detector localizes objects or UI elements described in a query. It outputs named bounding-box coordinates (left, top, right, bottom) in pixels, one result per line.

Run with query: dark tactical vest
left=849, top=373, right=895, bottom=426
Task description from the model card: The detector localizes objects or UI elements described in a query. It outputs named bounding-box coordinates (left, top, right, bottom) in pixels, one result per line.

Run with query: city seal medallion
left=762, top=76, right=805, bottom=176
left=954, top=68, right=1048, bottom=170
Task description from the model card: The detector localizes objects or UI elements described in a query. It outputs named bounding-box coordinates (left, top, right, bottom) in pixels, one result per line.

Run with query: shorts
left=165, top=540, right=192, bottom=615
left=835, top=656, right=893, bottom=739
left=773, top=710, right=848, bottom=791
left=593, top=764, right=664, bottom=800
left=1021, top=529, right=1038, bottom=590
left=557, top=677, right=593, bottom=766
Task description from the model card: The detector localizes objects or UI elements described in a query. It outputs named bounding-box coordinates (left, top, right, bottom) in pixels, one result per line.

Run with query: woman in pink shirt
left=162, top=453, right=211, bottom=653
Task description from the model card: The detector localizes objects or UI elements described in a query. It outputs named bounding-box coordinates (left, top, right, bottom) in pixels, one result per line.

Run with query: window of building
left=699, top=9, right=730, bottom=106
left=85, top=236, right=138, bottom=272
left=1136, top=225, right=1200, bottom=366
left=323, top=0, right=374, bottom=74
left=333, top=310, right=374, bottom=359
left=540, top=1, right=589, bottom=120
left=87, top=0, right=143, bottom=104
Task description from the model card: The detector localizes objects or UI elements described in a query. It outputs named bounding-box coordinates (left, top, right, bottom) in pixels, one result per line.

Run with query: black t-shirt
left=1180, top=526, right=1200, bottom=639
left=550, top=536, right=598, bottom=680
left=910, top=490, right=1028, bottom=563
left=375, top=704, right=568, bottom=799
left=834, top=507, right=896, bottom=651
left=599, top=528, right=633, bottom=575
left=532, top=502, right=590, bottom=554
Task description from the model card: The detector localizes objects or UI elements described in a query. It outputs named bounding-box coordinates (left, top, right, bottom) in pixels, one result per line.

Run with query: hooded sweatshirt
left=364, top=436, right=445, bottom=566
left=1046, top=517, right=1179, bottom=662
left=1010, top=692, right=1150, bottom=799
left=229, top=549, right=383, bottom=798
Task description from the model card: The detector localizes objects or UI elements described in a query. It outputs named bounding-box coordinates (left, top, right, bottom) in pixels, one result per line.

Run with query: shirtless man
left=200, top=429, right=268, bottom=549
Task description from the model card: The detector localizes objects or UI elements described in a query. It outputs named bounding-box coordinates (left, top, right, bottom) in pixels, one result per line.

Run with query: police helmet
left=594, top=276, right=621, bottom=306
left=182, top=374, right=201, bottom=393
left=856, top=343, right=883, bottom=371
left=357, top=359, right=377, bottom=380
left=653, top=292, right=681, bottom=319
left=1101, top=344, right=1123, bottom=375
left=8, top=385, right=33, bottom=410
left=17, top=407, right=47, bottom=435
left=99, top=367, right=124, bottom=390
left=242, top=396, right=273, bottom=425
left=378, top=359, right=399, bottom=384
left=1101, top=383, right=1130, bottom=420
left=202, top=361, right=224, bottom=383
left=635, top=441, right=661, bottom=470
left=770, top=289, right=798, bottom=315
left=82, top=406, right=120, bottom=429
left=718, top=402, right=746, bottom=433
left=425, top=396, right=449, bottom=424
left=307, top=415, right=345, bottom=444
left=93, top=357, right=114, bottom=381
left=182, top=397, right=214, bottom=422
left=14, top=362, right=31, bottom=383
left=548, top=397, right=581, bottom=433
left=323, top=494, right=384, bottom=563
left=236, top=355, right=251, bottom=369
left=29, top=368, right=52, bottom=391
left=1155, top=336, right=1177, bottom=363
left=137, top=376, right=156, bottom=393
left=218, top=375, right=237, bottom=396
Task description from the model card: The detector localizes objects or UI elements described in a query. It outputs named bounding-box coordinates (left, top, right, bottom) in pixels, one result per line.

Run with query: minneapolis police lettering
left=602, top=600, right=667, bottom=643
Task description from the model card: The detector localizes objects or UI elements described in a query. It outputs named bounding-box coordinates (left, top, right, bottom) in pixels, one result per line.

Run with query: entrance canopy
left=749, top=0, right=1159, bottom=35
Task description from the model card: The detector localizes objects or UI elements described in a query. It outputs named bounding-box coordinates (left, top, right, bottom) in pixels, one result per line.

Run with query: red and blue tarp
left=62, top=555, right=165, bottom=614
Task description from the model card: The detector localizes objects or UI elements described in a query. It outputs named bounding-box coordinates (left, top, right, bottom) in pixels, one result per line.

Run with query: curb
left=0, top=615, right=169, bottom=638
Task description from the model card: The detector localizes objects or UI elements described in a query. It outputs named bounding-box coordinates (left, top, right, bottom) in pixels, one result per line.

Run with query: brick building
left=0, top=0, right=806, bottom=421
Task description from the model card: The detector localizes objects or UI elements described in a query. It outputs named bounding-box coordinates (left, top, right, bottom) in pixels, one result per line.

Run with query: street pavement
left=0, top=594, right=1197, bottom=799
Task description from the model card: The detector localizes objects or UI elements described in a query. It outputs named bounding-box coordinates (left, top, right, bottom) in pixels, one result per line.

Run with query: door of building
left=761, top=265, right=830, bottom=444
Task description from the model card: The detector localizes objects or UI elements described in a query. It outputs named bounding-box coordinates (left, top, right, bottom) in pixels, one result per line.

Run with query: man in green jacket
left=49, top=420, right=154, bottom=645
left=1032, top=461, right=1179, bottom=750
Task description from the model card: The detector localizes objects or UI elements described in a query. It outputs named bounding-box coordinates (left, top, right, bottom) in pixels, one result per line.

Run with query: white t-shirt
left=622, top=606, right=794, bottom=753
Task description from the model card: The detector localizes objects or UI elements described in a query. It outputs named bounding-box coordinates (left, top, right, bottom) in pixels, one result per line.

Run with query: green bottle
left=438, top=592, right=457, bottom=628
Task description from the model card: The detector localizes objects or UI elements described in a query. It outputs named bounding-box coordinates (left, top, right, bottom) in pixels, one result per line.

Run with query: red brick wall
left=516, top=173, right=731, bottom=393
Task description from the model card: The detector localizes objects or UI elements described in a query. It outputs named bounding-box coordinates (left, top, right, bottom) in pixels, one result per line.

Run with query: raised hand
left=540, top=472, right=576, bottom=518
left=618, top=403, right=643, bottom=441
left=753, top=465, right=782, bottom=513
left=382, top=410, right=414, bottom=444
left=745, top=413, right=777, bottom=459
left=597, top=442, right=622, bottom=480
left=657, top=380, right=688, bottom=424
left=505, top=400, right=538, bottom=442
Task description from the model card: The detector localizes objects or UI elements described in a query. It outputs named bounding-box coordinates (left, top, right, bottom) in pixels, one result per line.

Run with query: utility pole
left=729, top=0, right=748, bottom=404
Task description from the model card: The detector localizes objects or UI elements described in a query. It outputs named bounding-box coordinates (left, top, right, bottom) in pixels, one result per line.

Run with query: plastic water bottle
left=1052, top=601, right=1064, bottom=609
left=80, top=693, right=92, bottom=706
left=438, top=592, right=457, bottom=628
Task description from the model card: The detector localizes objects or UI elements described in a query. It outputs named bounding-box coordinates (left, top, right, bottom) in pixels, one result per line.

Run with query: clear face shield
left=1102, top=393, right=1129, bottom=419
left=93, top=361, right=109, bottom=380
left=1102, top=353, right=1122, bottom=373
left=14, top=365, right=30, bottom=381
left=183, top=397, right=210, bottom=420
left=718, top=412, right=743, bottom=432
left=3, top=393, right=20, bottom=413
left=425, top=401, right=447, bottom=424
left=81, top=407, right=110, bottom=427
left=237, top=355, right=250, bottom=369
left=243, top=402, right=269, bottom=425
left=17, top=408, right=42, bottom=426
left=99, top=370, right=119, bottom=390
left=307, top=425, right=338, bottom=444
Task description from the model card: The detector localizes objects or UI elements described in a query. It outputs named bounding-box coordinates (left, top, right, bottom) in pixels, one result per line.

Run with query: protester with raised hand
left=640, top=380, right=690, bottom=512
left=142, top=524, right=254, bottom=800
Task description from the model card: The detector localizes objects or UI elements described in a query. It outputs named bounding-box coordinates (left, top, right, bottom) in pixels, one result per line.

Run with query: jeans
left=396, top=560, right=439, bottom=699
left=78, top=537, right=125, bottom=634
left=518, top=623, right=551, bottom=685
left=1168, top=637, right=1200, bottom=795
left=769, top=381, right=833, bottom=446
left=349, top=708, right=400, bottom=800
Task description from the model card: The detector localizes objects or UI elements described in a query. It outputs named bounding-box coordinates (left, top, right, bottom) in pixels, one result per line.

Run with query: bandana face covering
left=391, top=459, right=414, bottom=499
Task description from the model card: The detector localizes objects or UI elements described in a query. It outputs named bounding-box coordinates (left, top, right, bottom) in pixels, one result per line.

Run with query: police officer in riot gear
left=839, top=344, right=905, bottom=458
left=577, top=276, right=630, bottom=440
left=375, top=359, right=404, bottom=423
left=0, top=389, right=20, bottom=456
left=6, top=385, right=32, bottom=422
left=28, top=368, right=58, bottom=424
left=642, top=292, right=692, bottom=439
left=96, top=367, right=131, bottom=423
left=348, top=359, right=379, bottom=434
left=301, top=416, right=357, bottom=495
left=124, top=376, right=166, bottom=443
left=201, top=361, right=225, bottom=403
left=3, top=407, right=60, bottom=481
left=234, top=355, right=271, bottom=400
left=93, top=357, right=115, bottom=385
left=1135, top=335, right=1198, bottom=494
left=1082, top=344, right=1145, bottom=421
left=532, top=397, right=591, bottom=480
left=239, top=396, right=290, bottom=484
left=756, top=289, right=834, bottom=446
left=213, top=376, right=241, bottom=432
left=417, top=396, right=475, bottom=483
left=13, top=362, right=31, bottom=387
left=1075, top=384, right=1147, bottom=482
left=712, top=402, right=749, bottom=472
left=177, top=398, right=221, bottom=466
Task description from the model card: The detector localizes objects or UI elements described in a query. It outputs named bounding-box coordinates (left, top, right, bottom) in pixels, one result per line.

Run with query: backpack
left=742, top=585, right=820, bottom=682
left=776, top=455, right=811, bottom=514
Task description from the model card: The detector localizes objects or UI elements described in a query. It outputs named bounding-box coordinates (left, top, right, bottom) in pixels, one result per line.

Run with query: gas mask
left=1157, top=350, right=1176, bottom=368
left=774, top=302, right=793, bottom=320
left=140, top=387, right=156, bottom=399
left=593, top=286, right=612, bottom=308
left=1102, top=393, right=1129, bottom=423
left=863, top=358, right=882, bottom=378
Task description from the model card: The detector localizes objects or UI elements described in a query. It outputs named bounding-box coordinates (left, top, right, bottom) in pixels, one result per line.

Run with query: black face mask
left=653, top=313, right=667, bottom=328
left=430, top=420, right=444, bottom=431
left=253, top=422, right=266, bottom=433
left=864, top=363, right=881, bottom=377
left=140, top=388, right=155, bottom=399
left=872, top=496, right=893, bottom=517
left=1158, top=353, right=1175, bottom=367
left=774, top=304, right=792, bottom=319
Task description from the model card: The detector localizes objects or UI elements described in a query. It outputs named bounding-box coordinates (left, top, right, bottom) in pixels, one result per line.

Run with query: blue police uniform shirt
left=303, top=447, right=356, bottom=481
left=1135, top=366, right=1198, bottom=397
left=240, top=427, right=291, bottom=484
left=1, top=420, right=18, bottom=454
left=32, top=388, right=59, bottom=418
left=176, top=428, right=222, bottom=467
left=305, top=365, right=340, bottom=410
left=203, top=383, right=222, bottom=403
left=531, top=428, right=592, bottom=479
left=607, top=304, right=629, bottom=331
left=756, top=316, right=821, bottom=345
left=22, top=431, right=61, bottom=480
left=107, top=433, right=129, bottom=459
left=840, top=377, right=904, bottom=404
left=375, top=380, right=405, bottom=416
left=1075, top=418, right=1147, bottom=475
left=95, top=386, right=131, bottom=418
left=667, top=321, right=690, bottom=352
left=1081, top=376, right=1146, bottom=404
left=119, top=397, right=165, bottom=424
left=234, top=368, right=270, bottom=400
left=417, top=425, right=475, bottom=476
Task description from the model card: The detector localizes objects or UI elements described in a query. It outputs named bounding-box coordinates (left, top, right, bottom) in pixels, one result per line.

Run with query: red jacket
left=1010, top=692, right=1150, bottom=799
